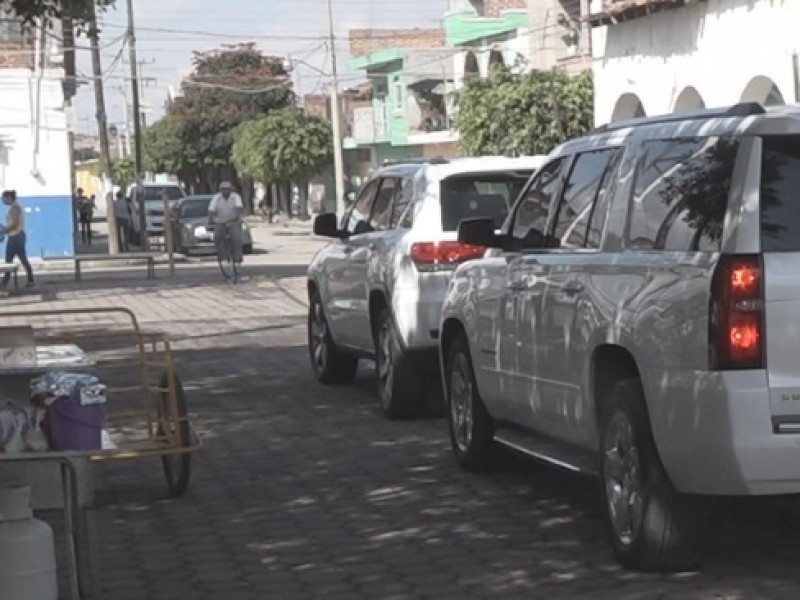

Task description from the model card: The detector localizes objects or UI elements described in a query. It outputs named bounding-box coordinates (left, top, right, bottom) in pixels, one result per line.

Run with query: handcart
left=0, top=306, right=202, bottom=496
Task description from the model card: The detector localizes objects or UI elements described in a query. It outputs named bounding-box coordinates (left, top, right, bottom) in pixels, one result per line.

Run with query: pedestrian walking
left=113, top=189, right=131, bottom=251
left=0, top=189, right=34, bottom=289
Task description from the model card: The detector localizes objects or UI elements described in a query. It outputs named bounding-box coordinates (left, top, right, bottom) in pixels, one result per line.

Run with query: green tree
left=110, top=157, right=134, bottom=189
left=456, top=69, right=594, bottom=156
left=168, top=43, right=295, bottom=194
left=232, top=108, right=333, bottom=218
left=0, top=0, right=114, bottom=23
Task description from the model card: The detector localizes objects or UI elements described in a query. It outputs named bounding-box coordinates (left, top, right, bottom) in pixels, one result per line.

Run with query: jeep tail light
left=410, top=241, right=486, bottom=271
left=709, top=254, right=764, bottom=370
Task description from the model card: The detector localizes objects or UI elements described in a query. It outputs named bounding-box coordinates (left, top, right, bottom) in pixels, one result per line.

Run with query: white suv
left=307, top=156, right=544, bottom=418
left=440, top=103, right=800, bottom=571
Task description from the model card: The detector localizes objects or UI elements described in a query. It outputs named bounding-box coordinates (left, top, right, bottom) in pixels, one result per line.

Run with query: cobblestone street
left=3, top=242, right=800, bottom=599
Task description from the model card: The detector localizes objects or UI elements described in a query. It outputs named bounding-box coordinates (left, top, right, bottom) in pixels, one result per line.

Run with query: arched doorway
left=741, top=76, right=785, bottom=106
left=611, top=93, right=646, bottom=122
left=487, top=49, right=505, bottom=74
left=463, top=51, right=479, bottom=81
left=673, top=86, right=705, bottom=112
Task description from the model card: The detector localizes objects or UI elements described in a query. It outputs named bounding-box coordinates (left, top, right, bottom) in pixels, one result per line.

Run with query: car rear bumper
left=643, top=367, right=800, bottom=495
left=391, top=272, right=450, bottom=351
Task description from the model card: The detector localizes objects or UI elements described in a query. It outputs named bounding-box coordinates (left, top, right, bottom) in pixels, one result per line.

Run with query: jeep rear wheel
left=601, top=379, right=706, bottom=571
left=374, top=308, right=424, bottom=419
left=308, top=292, right=358, bottom=384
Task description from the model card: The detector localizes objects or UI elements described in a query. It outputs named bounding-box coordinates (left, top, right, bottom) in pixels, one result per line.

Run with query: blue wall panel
left=15, top=195, right=74, bottom=258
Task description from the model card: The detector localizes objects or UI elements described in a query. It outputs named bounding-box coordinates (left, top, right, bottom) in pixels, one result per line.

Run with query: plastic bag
left=0, top=404, right=29, bottom=453
left=24, top=408, right=49, bottom=452
left=31, top=371, right=107, bottom=406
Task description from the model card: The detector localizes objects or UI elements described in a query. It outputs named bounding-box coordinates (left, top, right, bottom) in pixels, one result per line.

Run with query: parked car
left=439, top=102, right=800, bottom=571
left=169, top=194, right=253, bottom=255
left=128, top=183, right=186, bottom=246
left=307, top=155, right=545, bottom=418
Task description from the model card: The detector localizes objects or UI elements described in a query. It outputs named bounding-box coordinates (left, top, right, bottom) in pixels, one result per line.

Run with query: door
left=346, top=177, right=401, bottom=352
left=324, top=179, right=380, bottom=348
left=532, top=148, right=622, bottom=443
left=503, top=157, right=570, bottom=428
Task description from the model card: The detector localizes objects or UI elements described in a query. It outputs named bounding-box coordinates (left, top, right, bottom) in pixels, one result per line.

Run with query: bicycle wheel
left=217, top=232, right=235, bottom=281
left=157, top=372, right=192, bottom=497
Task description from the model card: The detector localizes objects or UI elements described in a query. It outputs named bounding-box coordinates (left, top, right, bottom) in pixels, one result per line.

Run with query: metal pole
left=126, top=0, right=148, bottom=251
left=326, top=0, right=346, bottom=219
left=88, top=6, right=119, bottom=254
left=163, top=192, right=175, bottom=276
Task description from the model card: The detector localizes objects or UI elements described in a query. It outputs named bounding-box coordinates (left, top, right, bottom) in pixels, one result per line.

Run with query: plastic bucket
left=45, top=397, right=105, bottom=451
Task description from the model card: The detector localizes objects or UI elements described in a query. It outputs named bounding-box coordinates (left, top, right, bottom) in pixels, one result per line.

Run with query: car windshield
left=142, top=186, right=184, bottom=202
left=180, top=198, right=212, bottom=219
left=440, top=171, right=533, bottom=231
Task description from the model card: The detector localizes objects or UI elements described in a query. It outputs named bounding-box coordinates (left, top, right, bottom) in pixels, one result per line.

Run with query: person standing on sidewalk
left=0, top=190, right=34, bottom=288
left=77, top=189, right=95, bottom=245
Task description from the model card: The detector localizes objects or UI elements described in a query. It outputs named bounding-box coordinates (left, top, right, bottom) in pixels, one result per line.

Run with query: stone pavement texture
left=2, top=227, right=800, bottom=599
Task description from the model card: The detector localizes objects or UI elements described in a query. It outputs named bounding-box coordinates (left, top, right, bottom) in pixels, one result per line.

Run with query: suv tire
left=308, top=291, right=358, bottom=384
left=374, top=307, right=424, bottom=419
left=445, top=332, right=496, bottom=471
left=600, top=379, right=706, bottom=571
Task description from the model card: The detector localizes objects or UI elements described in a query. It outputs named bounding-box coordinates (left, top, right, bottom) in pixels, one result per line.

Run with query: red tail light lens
left=410, top=241, right=486, bottom=270
left=710, top=254, right=764, bottom=370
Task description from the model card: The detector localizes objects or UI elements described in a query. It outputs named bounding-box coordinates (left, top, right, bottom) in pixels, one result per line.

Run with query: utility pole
left=325, top=0, right=346, bottom=218
left=126, top=0, right=148, bottom=251
left=87, top=3, right=119, bottom=253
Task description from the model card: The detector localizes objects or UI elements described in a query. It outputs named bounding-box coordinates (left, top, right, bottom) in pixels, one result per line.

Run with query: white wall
left=0, top=69, right=70, bottom=196
left=592, top=0, right=800, bottom=125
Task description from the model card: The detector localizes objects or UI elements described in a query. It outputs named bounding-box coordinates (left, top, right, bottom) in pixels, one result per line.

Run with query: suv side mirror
left=313, top=212, right=342, bottom=238
left=458, top=218, right=508, bottom=250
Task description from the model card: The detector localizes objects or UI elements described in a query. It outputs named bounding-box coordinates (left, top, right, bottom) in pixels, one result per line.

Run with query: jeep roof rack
left=381, top=156, right=449, bottom=166
left=591, top=102, right=766, bottom=134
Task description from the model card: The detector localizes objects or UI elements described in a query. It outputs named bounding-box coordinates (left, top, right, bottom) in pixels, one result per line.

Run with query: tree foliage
left=0, top=0, right=114, bottom=23
left=111, top=157, right=134, bottom=189
left=232, top=108, right=333, bottom=184
left=456, top=69, right=594, bottom=156
left=158, top=43, right=294, bottom=192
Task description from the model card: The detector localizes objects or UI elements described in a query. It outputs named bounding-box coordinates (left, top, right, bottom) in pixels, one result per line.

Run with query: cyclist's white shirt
left=209, top=192, right=243, bottom=223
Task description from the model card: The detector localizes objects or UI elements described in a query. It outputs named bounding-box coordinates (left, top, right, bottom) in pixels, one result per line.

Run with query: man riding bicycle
left=208, top=181, right=244, bottom=264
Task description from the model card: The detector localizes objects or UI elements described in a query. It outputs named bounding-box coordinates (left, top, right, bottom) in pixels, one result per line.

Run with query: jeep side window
left=628, top=137, right=739, bottom=251
left=393, top=177, right=414, bottom=228
left=511, top=157, right=567, bottom=247
left=369, top=178, right=398, bottom=231
left=345, top=179, right=380, bottom=235
left=552, top=148, right=621, bottom=249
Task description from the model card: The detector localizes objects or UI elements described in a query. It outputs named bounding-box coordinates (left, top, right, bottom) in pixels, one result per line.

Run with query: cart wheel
left=158, top=372, right=192, bottom=497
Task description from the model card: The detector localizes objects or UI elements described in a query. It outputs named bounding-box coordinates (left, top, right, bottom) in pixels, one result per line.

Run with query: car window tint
left=393, top=177, right=415, bottom=228
left=345, top=179, right=379, bottom=234
left=586, top=149, right=623, bottom=248
left=553, top=148, right=620, bottom=249
left=629, top=137, right=738, bottom=251
left=511, top=158, right=567, bottom=244
left=370, top=178, right=397, bottom=231
left=760, top=135, right=800, bottom=252
left=440, top=171, right=532, bottom=232
left=181, top=199, right=212, bottom=218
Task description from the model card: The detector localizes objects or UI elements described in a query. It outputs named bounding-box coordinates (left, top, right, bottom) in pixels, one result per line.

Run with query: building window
left=392, top=76, right=403, bottom=113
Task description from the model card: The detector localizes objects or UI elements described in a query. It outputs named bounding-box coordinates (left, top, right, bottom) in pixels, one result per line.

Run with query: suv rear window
left=440, top=171, right=532, bottom=231
left=142, top=186, right=184, bottom=202
left=761, top=136, right=800, bottom=252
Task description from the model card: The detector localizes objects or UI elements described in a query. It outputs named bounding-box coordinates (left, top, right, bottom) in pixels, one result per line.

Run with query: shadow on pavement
left=85, top=335, right=800, bottom=599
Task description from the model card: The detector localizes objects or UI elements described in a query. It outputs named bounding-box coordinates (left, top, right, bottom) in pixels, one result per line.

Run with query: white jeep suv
left=307, top=156, right=544, bottom=418
left=440, top=103, right=800, bottom=571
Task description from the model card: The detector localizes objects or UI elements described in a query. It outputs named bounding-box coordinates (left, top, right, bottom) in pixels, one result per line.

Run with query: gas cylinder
left=0, top=485, right=58, bottom=600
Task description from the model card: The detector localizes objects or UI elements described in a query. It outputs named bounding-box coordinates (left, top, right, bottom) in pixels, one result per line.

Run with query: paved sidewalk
left=2, top=262, right=800, bottom=599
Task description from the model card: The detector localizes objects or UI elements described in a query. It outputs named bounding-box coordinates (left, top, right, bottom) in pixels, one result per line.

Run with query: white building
left=0, top=18, right=73, bottom=258
left=589, top=0, right=798, bottom=126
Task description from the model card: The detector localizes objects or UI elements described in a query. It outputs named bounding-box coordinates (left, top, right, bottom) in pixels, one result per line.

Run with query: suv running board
left=494, top=426, right=599, bottom=476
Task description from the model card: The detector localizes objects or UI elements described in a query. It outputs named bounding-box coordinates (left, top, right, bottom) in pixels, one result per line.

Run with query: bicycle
left=212, top=220, right=241, bottom=284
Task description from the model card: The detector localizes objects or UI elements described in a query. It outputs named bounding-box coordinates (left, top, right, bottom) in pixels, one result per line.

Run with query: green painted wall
left=445, top=9, right=528, bottom=46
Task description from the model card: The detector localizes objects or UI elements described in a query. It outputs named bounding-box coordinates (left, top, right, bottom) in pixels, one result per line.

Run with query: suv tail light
left=709, top=254, right=764, bottom=370
left=410, top=241, right=486, bottom=271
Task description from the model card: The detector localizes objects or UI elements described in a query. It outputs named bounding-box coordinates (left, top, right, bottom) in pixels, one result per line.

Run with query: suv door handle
left=367, top=242, right=377, bottom=251
left=343, top=246, right=355, bottom=255
left=507, top=280, right=525, bottom=291
left=562, top=280, right=584, bottom=295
